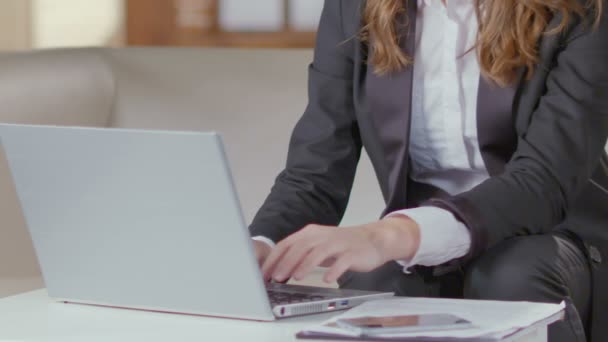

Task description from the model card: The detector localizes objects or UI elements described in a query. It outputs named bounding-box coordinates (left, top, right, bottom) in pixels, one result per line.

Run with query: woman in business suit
left=250, top=0, right=608, bottom=340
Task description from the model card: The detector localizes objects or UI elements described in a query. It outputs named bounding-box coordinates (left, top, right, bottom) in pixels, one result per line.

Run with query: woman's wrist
left=367, top=215, right=421, bottom=263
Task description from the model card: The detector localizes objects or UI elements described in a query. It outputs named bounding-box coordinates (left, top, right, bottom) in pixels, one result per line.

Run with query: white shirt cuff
left=252, top=236, right=276, bottom=249
left=386, top=206, right=471, bottom=273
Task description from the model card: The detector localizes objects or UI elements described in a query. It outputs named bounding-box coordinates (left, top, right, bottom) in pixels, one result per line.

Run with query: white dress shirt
left=389, top=0, right=484, bottom=270
left=256, top=0, right=489, bottom=272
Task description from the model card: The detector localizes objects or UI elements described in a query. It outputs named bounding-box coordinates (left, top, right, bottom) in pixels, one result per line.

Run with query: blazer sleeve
left=427, top=9, right=608, bottom=260
left=248, top=0, right=361, bottom=243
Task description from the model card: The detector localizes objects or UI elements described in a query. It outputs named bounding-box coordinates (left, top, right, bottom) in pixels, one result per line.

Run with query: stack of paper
left=297, top=298, right=564, bottom=341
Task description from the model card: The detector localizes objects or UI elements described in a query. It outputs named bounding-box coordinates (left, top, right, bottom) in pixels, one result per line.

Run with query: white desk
left=0, top=289, right=548, bottom=342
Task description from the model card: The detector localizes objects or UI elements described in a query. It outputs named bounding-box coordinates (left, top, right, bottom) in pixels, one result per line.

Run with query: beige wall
left=0, top=0, right=31, bottom=51
left=0, top=0, right=124, bottom=51
left=31, top=0, right=125, bottom=48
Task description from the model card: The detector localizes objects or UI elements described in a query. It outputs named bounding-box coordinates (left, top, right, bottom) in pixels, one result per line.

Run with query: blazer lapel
left=477, top=11, right=567, bottom=176
left=365, top=0, right=418, bottom=214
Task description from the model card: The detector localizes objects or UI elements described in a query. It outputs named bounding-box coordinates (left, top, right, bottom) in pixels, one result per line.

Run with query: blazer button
left=589, top=246, right=602, bottom=264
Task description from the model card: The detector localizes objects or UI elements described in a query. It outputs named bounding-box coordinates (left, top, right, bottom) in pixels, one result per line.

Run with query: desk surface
left=0, top=289, right=548, bottom=342
left=0, top=289, right=341, bottom=342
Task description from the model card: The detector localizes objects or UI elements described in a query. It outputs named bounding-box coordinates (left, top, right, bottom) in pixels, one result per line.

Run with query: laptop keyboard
left=267, top=289, right=328, bottom=306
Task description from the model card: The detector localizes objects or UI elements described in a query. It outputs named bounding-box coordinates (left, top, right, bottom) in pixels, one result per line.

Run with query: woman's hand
left=261, top=216, right=420, bottom=284
left=253, top=239, right=273, bottom=267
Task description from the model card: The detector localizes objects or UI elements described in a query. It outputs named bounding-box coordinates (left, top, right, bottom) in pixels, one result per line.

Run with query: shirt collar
left=417, top=0, right=478, bottom=18
left=418, top=0, right=433, bottom=8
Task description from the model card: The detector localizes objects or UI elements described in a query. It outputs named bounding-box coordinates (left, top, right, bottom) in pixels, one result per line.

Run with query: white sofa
left=0, top=48, right=385, bottom=296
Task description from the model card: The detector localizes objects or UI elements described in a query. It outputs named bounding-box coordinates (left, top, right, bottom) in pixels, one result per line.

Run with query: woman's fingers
left=292, top=243, right=342, bottom=281
left=263, top=225, right=374, bottom=283
left=270, top=243, right=315, bottom=282
left=261, top=241, right=292, bottom=280
left=262, top=225, right=327, bottom=281
left=324, top=254, right=353, bottom=284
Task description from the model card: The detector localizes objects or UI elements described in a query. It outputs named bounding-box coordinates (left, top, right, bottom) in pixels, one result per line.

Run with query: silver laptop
left=0, top=124, right=393, bottom=321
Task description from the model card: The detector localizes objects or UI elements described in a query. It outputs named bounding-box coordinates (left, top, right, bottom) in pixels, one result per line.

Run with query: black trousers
left=338, top=233, right=592, bottom=342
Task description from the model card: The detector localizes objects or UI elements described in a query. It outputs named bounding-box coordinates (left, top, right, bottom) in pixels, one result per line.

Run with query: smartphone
left=335, top=313, right=474, bottom=336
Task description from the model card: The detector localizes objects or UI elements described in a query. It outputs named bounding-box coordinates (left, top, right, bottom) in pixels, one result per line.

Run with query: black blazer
left=250, top=1, right=608, bottom=338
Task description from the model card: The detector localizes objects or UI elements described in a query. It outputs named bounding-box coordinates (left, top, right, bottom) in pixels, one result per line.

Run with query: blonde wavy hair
left=362, top=0, right=604, bottom=85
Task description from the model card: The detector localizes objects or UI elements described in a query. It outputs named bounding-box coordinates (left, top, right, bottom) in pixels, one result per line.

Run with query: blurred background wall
left=0, top=0, right=325, bottom=51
